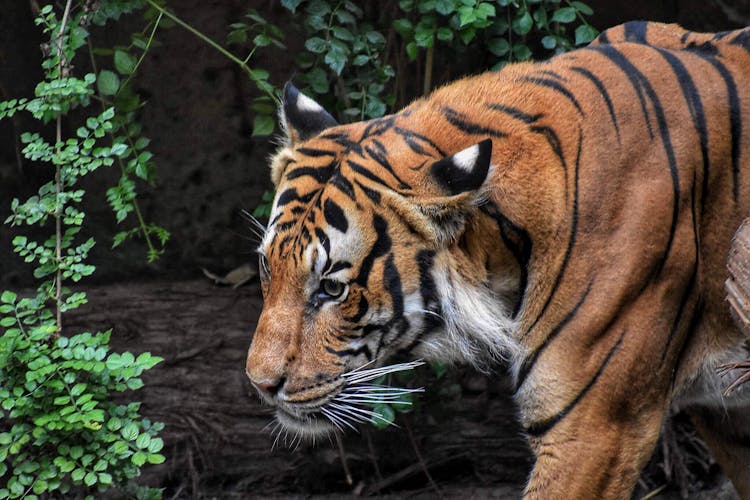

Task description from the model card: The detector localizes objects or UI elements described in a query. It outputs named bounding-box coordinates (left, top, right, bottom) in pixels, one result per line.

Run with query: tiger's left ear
left=280, top=82, right=338, bottom=145
left=417, top=139, right=493, bottom=245
left=429, top=138, right=492, bottom=195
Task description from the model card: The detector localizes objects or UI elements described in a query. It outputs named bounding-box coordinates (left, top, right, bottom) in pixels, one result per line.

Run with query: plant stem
left=143, top=0, right=276, bottom=101
left=87, top=34, right=160, bottom=261
left=423, top=43, right=434, bottom=96
left=118, top=12, right=163, bottom=95
left=54, top=0, right=75, bottom=337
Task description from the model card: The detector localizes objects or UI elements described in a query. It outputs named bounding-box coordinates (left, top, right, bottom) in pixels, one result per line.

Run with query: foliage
left=276, top=0, right=597, bottom=123
left=0, top=2, right=165, bottom=498
left=0, top=293, right=164, bottom=498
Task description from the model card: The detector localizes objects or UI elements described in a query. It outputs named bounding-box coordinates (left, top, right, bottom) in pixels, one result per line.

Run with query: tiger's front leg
left=514, top=302, right=682, bottom=498
left=522, top=397, right=666, bottom=498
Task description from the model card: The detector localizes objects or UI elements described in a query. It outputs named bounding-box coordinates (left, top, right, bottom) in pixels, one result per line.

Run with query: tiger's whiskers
left=319, top=360, right=425, bottom=431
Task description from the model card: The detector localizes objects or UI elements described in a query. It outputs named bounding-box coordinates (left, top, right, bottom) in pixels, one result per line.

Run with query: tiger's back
left=246, top=21, right=750, bottom=498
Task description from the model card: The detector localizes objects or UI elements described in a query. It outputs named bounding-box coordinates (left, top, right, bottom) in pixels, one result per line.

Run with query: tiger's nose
left=248, top=373, right=286, bottom=397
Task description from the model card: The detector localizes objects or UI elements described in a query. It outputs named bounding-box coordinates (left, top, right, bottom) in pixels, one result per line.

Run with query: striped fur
left=246, top=22, right=750, bottom=498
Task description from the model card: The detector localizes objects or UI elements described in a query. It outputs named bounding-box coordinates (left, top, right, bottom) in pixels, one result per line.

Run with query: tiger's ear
left=428, top=138, right=492, bottom=195
left=418, top=139, right=493, bottom=245
left=280, top=82, right=338, bottom=145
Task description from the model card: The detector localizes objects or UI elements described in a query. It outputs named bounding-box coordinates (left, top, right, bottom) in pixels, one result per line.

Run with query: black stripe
left=569, top=66, right=620, bottom=141
left=276, top=188, right=298, bottom=207
left=383, top=253, right=404, bottom=318
left=394, top=127, right=447, bottom=156
left=441, top=106, right=508, bottom=137
left=330, top=174, right=356, bottom=200
left=622, top=20, right=648, bottom=43
left=729, top=29, right=750, bottom=52
left=354, top=214, right=391, bottom=285
left=361, top=116, right=395, bottom=139
left=275, top=220, right=296, bottom=232
left=530, top=125, right=567, bottom=192
left=526, top=328, right=626, bottom=437
left=328, top=261, right=352, bottom=274
left=354, top=179, right=381, bottom=203
left=349, top=159, right=396, bottom=190
left=655, top=48, right=709, bottom=214
left=364, top=143, right=411, bottom=190
left=537, top=69, right=565, bottom=81
left=285, top=163, right=335, bottom=184
left=698, top=56, right=741, bottom=201
left=486, top=103, right=542, bottom=124
left=323, top=198, right=348, bottom=233
left=344, top=293, right=369, bottom=323
left=295, top=147, right=337, bottom=157
left=523, top=129, right=582, bottom=338
left=520, top=76, right=583, bottom=115
left=516, top=280, right=593, bottom=390
left=586, top=46, right=653, bottom=139
left=661, top=171, right=700, bottom=362
left=326, top=344, right=372, bottom=360
left=479, top=203, right=532, bottom=318
left=590, top=45, right=681, bottom=277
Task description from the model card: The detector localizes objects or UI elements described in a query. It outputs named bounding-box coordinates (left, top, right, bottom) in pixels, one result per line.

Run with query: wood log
left=725, top=218, right=750, bottom=393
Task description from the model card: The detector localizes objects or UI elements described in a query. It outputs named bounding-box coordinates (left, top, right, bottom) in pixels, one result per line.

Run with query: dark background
left=2, top=0, right=750, bottom=288
left=1, top=1, right=749, bottom=498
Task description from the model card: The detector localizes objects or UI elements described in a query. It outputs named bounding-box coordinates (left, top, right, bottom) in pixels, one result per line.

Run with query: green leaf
left=147, top=453, right=165, bottom=464
left=434, top=0, right=455, bottom=15
left=574, top=24, right=598, bottom=45
left=512, top=43, right=532, bottom=60
left=430, top=27, right=449, bottom=42
left=131, top=451, right=147, bottom=466
left=332, top=26, right=354, bottom=42
left=405, top=41, right=418, bottom=61
left=0, top=290, right=17, bottom=304
left=281, top=0, right=302, bottom=12
left=304, top=37, right=327, bottom=54
left=136, top=433, right=151, bottom=449
left=488, top=37, right=510, bottom=57
left=148, top=437, right=164, bottom=453
left=541, top=35, right=557, bottom=49
left=84, top=472, right=97, bottom=486
left=252, top=114, right=275, bottom=137
left=71, top=468, right=85, bottom=482
left=551, top=7, right=576, bottom=23
left=121, top=422, right=139, bottom=441
left=513, top=11, right=533, bottom=35
left=370, top=403, right=395, bottom=429
left=98, top=473, right=113, bottom=485
left=113, top=50, right=137, bottom=75
left=392, top=18, right=413, bottom=36
left=97, top=70, right=120, bottom=96
left=570, top=1, right=594, bottom=15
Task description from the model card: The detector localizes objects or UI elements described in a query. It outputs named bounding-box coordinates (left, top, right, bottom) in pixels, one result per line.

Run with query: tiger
left=245, top=21, right=750, bottom=498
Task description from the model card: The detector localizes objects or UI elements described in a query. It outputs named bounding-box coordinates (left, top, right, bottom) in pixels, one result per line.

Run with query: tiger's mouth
left=268, top=360, right=426, bottom=441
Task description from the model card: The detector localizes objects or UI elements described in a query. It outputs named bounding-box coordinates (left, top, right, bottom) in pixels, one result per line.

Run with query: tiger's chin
left=274, top=407, right=337, bottom=438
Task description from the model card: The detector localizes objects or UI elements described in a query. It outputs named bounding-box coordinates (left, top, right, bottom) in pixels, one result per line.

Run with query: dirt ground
left=63, top=278, right=737, bottom=499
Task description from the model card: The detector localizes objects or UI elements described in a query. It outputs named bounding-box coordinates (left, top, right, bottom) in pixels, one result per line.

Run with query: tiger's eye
left=321, top=279, right=345, bottom=299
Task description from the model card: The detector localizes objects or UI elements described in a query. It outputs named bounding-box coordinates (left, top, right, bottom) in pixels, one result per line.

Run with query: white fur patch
left=451, top=144, right=480, bottom=172
left=296, top=92, right=325, bottom=113
left=412, top=255, right=524, bottom=370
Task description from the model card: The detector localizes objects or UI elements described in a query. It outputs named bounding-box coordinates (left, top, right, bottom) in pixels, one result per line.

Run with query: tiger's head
left=246, top=84, right=522, bottom=436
